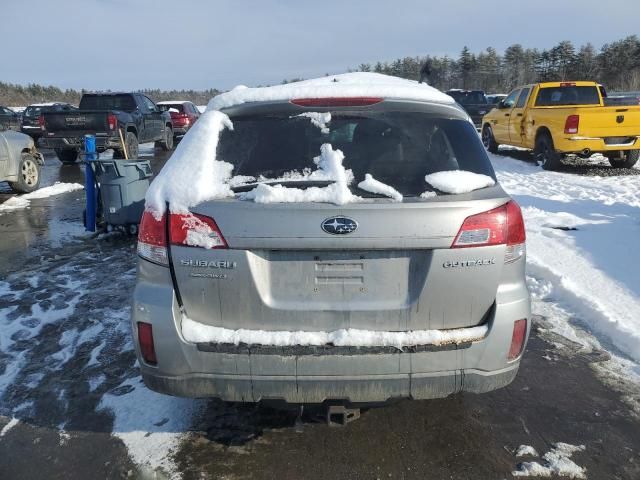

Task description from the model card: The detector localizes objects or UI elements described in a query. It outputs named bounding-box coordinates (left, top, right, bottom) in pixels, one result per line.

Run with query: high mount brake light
left=564, top=114, right=580, bottom=134
left=560, top=82, right=576, bottom=87
left=452, top=201, right=526, bottom=263
left=508, top=319, right=527, bottom=361
left=291, top=97, right=383, bottom=107
left=169, top=213, right=228, bottom=249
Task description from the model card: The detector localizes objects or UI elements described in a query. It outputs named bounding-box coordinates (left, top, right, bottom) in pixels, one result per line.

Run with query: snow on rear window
left=295, top=112, right=331, bottom=134
left=358, top=174, right=403, bottom=202
left=424, top=170, right=495, bottom=195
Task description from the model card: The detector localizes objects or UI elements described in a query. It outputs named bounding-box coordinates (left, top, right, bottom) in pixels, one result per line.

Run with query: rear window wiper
left=231, top=180, right=336, bottom=193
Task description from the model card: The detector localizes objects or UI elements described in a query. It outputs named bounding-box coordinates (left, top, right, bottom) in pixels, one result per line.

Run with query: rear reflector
left=137, top=322, right=157, bottom=365
left=169, top=213, right=227, bottom=249
left=564, top=114, right=580, bottom=134
left=508, top=319, right=527, bottom=360
left=452, top=200, right=526, bottom=263
left=291, top=97, right=383, bottom=107
left=137, top=210, right=168, bottom=265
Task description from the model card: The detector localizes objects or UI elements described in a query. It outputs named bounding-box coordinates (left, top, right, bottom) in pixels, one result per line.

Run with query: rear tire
left=55, top=148, right=78, bottom=164
left=156, top=126, right=174, bottom=151
left=535, top=133, right=563, bottom=171
left=124, top=131, right=139, bottom=159
left=608, top=150, right=639, bottom=168
left=481, top=124, right=499, bottom=154
left=9, top=153, right=41, bottom=193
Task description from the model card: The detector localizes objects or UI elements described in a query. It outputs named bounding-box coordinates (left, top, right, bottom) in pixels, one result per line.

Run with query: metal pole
left=84, top=135, right=97, bottom=232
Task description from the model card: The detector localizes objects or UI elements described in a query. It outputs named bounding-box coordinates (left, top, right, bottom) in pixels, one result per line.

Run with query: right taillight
left=38, top=114, right=46, bottom=131
left=137, top=210, right=168, bottom=265
left=564, top=114, right=579, bottom=134
left=452, top=200, right=526, bottom=263
left=508, top=318, right=527, bottom=361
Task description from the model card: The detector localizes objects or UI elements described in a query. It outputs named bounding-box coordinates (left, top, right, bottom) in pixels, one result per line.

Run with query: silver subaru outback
left=132, top=84, right=531, bottom=406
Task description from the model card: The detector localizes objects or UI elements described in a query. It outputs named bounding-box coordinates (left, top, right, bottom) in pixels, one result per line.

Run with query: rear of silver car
left=132, top=98, right=531, bottom=404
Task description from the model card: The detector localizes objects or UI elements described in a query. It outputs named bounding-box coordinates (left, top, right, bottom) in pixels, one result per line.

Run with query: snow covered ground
left=0, top=182, right=83, bottom=213
left=489, top=150, right=640, bottom=368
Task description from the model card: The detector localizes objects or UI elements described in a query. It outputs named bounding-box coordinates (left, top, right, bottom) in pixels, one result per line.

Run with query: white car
left=0, top=130, right=44, bottom=193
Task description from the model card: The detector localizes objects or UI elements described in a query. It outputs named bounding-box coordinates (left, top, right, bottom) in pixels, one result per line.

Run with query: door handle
left=504, top=113, right=510, bottom=117
left=517, top=113, right=523, bottom=117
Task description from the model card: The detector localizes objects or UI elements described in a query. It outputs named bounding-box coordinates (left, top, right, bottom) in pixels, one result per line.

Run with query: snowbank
left=513, top=443, right=586, bottom=479
left=145, top=110, right=234, bottom=217
left=182, top=315, right=488, bottom=349
left=424, top=170, right=495, bottom=194
left=0, top=182, right=84, bottom=213
left=491, top=151, right=640, bottom=363
left=358, top=173, right=403, bottom=202
left=208, top=72, right=454, bottom=111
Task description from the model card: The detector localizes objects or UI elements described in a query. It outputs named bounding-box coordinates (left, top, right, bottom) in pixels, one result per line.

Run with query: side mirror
left=497, top=100, right=506, bottom=109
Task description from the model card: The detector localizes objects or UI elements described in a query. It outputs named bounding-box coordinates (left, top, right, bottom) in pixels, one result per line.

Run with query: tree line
left=0, top=83, right=220, bottom=107
left=356, top=35, right=640, bottom=93
left=2, top=35, right=639, bottom=106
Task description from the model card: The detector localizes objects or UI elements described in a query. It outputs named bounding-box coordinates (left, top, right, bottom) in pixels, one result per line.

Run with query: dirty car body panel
left=132, top=97, right=531, bottom=405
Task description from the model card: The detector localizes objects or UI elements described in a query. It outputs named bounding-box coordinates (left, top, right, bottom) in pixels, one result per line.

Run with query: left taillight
left=169, top=212, right=227, bottom=249
left=38, top=114, right=46, bottom=131
left=137, top=322, right=157, bottom=365
left=137, top=210, right=168, bottom=265
left=564, top=114, right=579, bottom=134
left=452, top=200, right=526, bottom=263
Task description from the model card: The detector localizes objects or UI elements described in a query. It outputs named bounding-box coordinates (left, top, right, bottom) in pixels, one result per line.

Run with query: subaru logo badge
left=321, top=216, right=358, bottom=235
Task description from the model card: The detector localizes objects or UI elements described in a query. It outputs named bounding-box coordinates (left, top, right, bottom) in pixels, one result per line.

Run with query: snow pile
left=490, top=151, right=640, bottom=363
left=358, top=174, right=403, bottom=202
left=145, top=110, right=234, bottom=217
left=182, top=315, right=487, bottom=348
left=513, top=442, right=586, bottom=478
left=208, top=72, right=455, bottom=111
left=424, top=170, right=495, bottom=194
left=0, top=182, right=84, bottom=213
left=240, top=143, right=360, bottom=205
left=516, top=445, right=540, bottom=457
left=296, top=112, right=331, bottom=133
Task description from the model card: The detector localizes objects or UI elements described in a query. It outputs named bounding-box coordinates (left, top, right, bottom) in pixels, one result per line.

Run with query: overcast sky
left=4, top=0, right=640, bottom=91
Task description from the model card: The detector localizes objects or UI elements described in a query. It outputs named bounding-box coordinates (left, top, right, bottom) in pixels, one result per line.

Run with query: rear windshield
left=219, top=111, right=495, bottom=197
left=24, top=105, right=56, bottom=117
left=162, top=104, right=185, bottom=113
left=535, top=86, right=600, bottom=106
left=79, top=95, right=137, bottom=112
left=447, top=91, right=487, bottom=105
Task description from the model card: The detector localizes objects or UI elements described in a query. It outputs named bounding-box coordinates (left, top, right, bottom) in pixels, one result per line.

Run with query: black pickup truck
left=39, top=93, right=174, bottom=163
left=444, top=89, right=490, bottom=128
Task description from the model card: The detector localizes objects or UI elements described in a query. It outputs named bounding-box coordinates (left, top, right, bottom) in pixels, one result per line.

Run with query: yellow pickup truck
left=481, top=81, right=640, bottom=170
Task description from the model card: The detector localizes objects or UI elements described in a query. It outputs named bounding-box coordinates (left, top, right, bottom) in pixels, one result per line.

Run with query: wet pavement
left=0, top=147, right=639, bottom=479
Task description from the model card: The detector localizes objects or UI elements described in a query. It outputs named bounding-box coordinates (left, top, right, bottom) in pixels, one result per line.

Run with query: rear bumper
left=132, top=261, right=531, bottom=404
left=38, top=135, right=121, bottom=151
left=555, top=135, right=640, bottom=153
left=173, top=125, right=190, bottom=135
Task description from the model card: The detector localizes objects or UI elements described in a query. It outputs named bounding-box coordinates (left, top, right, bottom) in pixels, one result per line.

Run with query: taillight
left=169, top=213, right=227, bottom=249
left=452, top=200, right=526, bottom=263
left=559, top=82, right=576, bottom=87
left=508, top=319, right=527, bottom=361
left=137, top=210, right=168, bottom=265
left=107, top=113, right=117, bottom=131
left=564, top=115, right=579, bottom=134
left=38, top=115, right=45, bottom=131
left=291, top=97, right=383, bottom=107
left=137, top=322, right=157, bottom=365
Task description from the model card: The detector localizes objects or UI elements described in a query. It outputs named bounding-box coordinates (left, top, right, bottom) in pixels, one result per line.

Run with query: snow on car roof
left=208, top=72, right=455, bottom=111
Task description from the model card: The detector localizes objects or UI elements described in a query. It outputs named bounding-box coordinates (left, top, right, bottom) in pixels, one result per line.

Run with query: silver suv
left=132, top=90, right=530, bottom=406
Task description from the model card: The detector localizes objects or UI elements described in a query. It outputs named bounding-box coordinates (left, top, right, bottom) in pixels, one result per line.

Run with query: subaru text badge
left=321, top=216, right=358, bottom=235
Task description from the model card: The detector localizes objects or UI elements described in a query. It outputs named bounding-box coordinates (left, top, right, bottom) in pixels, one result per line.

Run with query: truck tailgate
left=578, top=106, right=640, bottom=138
left=43, top=111, right=110, bottom=133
